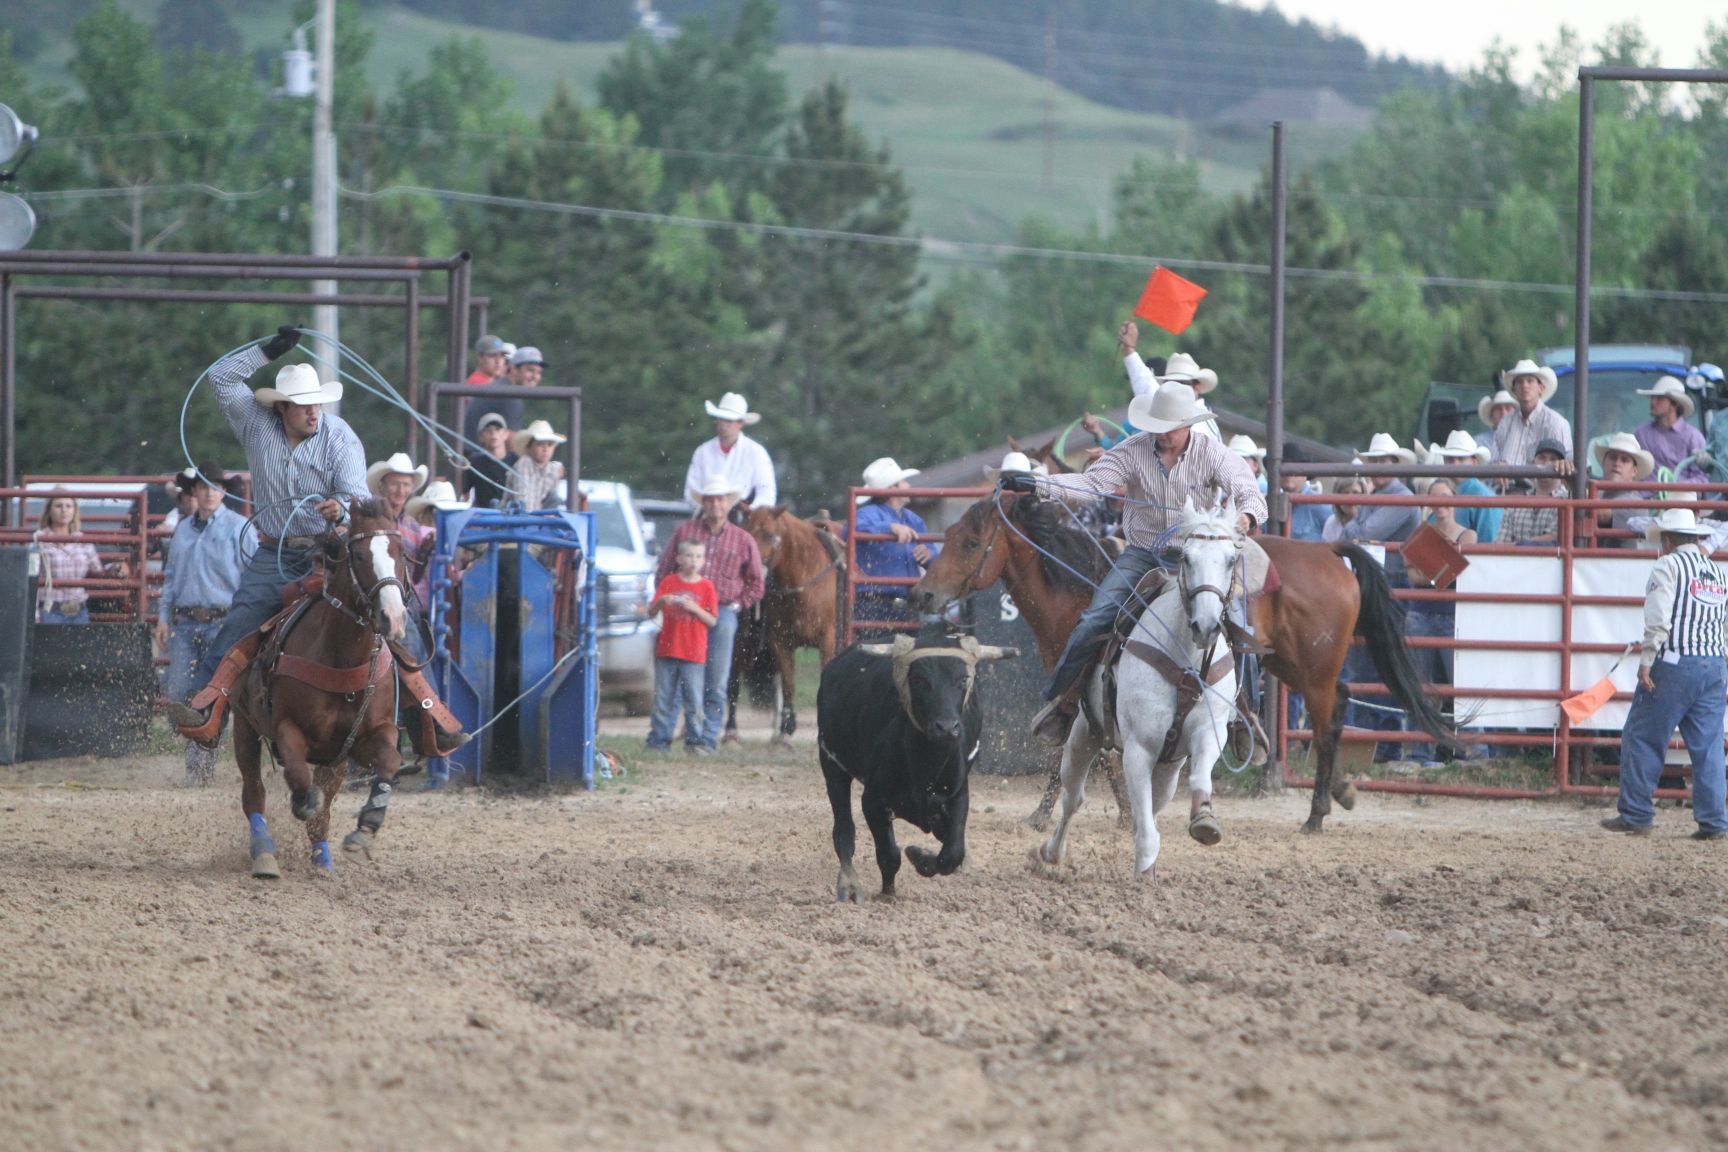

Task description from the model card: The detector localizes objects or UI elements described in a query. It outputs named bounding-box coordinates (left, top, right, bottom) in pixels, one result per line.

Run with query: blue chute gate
left=427, top=506, right=599, bottom=787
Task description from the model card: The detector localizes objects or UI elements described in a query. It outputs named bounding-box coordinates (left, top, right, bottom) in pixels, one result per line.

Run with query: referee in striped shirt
left=168, top=326, right=368, bottom=738
left=1603, top=506, right=1728, bottom=840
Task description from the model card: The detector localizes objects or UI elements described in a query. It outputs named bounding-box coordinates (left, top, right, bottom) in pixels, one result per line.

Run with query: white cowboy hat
left=253, top=362, right=342, bottom=407
left=1158, top=352, right=1218, bottom=396
left=1477, top=389, right=1516, bottom=424
left=1500, top=358, right=1558, bottom=404
left=366, top=452, right=429, bottom=497
left=1591, top=432, right=1655, bottom=481
left=1128, top=380, right=1211, bottom=435
left=704, top=391, right=761, bottom=425
left=1635, top=375, right=1695, bottom=419
left=1645, top=505, right=1715, bottom=542
left=1357, top=432, right=1417, bottom=464
left=1433, top=429, right=1491, bottom=463
left=856, top=457, right=920, bottom=504
left=696, top=474, right=744, bottom=499
left=1226, top=434, right=1265, bottom=460
left=405, top=479, right=470, bottom=518
left=510, top=419, right=568, bottom=457
left=982, top=449, right=1048, bottom=483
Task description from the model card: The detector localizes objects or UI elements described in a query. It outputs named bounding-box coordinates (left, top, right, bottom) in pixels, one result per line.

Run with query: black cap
left=1533, top=438, right=1570, bottom=461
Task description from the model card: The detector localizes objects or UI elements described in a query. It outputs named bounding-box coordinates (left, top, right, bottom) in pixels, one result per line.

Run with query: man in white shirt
left=684, top=391, right=777, bottom=510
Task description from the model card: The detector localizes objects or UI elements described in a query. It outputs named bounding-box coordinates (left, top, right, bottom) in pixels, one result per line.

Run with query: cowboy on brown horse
left=998, top=372, right=1269, bottom=752
left=165, top=326, right=467, bottom=761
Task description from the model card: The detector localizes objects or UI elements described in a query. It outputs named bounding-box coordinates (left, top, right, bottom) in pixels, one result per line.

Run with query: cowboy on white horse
left=1000, top=370, right=1267, bottom=748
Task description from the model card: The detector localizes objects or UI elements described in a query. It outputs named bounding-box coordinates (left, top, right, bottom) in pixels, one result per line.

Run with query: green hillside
left=20, top=2, right=1364, bottom=243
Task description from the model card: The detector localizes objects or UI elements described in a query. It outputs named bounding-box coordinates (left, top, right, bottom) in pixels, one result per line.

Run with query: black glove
left=999, top=470, right=1039, bottom=494
left=260, top=325, right=303, bottom=362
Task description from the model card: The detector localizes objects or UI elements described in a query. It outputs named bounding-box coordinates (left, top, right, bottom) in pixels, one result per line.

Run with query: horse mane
left=349, top=496, right=391, bottom=525
left=1001, top=497, right=1110, bottom=594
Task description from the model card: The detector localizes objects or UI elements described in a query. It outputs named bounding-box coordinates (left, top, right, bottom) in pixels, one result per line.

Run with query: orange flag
left=1134, top=266, right=1207, bottom=335
left=1561, top=646, right=1636, bottom=725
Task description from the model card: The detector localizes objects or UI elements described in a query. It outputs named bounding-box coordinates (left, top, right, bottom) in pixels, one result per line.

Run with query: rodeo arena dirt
left=4, top=244, right=1728, bottom=1149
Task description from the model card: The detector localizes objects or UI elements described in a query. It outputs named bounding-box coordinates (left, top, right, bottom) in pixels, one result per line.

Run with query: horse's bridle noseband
left=328, top=529, right=406, bottom=627
left=1177, top=529, right=1237, bottom=612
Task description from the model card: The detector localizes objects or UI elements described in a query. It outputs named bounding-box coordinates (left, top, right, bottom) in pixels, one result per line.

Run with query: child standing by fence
left=642, top=538, right=719, bottom=753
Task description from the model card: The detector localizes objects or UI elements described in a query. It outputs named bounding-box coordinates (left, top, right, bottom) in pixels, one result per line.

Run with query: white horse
left=1036, top=498, right=1240, bottom=880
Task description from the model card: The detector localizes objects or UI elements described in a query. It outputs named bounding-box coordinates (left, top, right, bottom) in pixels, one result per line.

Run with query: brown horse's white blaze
left=367, top=533, right=407, bottom=641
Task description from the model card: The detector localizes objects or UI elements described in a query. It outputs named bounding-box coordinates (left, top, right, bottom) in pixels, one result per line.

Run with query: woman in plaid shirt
left=35, top=494, right=119, bottom=625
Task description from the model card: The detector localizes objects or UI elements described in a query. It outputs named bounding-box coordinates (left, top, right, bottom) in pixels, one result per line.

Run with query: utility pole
left=311, top=0, right=339, bottom=406
left=1042, top=11, right=1056, bottom=195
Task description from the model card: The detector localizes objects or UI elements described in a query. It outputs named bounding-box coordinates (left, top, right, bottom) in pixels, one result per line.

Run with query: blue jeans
left=1618, top=654, right=1728, bottom=833
left=1045, top=544, right=1163, bottom=700
left=39, top=605, right=89, bottom=625
left=700, top=605, right=740, bottom=749
left=165, top=618, right=225, bottom=701
left=647, top=657, right=705, bottom=749
left=191, top=544, right=316, bottom=691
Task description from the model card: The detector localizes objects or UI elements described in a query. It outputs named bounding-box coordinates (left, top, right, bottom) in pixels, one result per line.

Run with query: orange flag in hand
left=1561, top=645, right=1636, bottom=726
left=1134, top=266, right=1207, bottom=335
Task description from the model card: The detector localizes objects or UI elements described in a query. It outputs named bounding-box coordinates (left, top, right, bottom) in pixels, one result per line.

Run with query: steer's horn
left=860, top=636, right=916, bottom=657
left=973, top=645, right=1019, bottom=661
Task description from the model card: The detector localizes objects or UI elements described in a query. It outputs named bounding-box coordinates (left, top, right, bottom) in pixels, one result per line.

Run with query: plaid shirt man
left=656, top=517, right=765, bottom=608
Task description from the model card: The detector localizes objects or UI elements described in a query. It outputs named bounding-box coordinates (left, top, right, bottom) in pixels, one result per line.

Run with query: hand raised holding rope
left=260, top=324, right=303, bottom=362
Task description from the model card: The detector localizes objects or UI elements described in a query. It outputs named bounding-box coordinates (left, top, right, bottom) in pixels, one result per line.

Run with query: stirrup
left=1030, top=698, right=1077, bottom=747
left=1228, top=710, right=1271, bottom=767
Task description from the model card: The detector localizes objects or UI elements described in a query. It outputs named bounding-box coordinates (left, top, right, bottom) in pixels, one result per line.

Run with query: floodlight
left=0, top=191, right=36, bottom=250
left=0, top=104, right=37, bottom=173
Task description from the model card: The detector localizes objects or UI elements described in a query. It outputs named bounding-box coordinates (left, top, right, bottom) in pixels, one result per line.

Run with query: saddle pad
left=1241, top=537, right=1278, bottom=598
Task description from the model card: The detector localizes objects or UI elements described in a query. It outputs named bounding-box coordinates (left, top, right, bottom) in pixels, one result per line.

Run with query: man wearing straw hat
left=1633, top=375, right=1706, bottom=483
left=1489, top=358, right=1573, bottom=468
left=1602, top=506, right=1728, bottom=840
left=1591, top=432, right=1657, bottom=549
left=167, top=329, right=468, bottom=756
left=685, top=391, right=777, bottom=512
left=1001, top=376, right=1265, bottom=746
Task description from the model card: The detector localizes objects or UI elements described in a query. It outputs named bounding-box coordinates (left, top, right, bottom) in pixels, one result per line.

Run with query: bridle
left=948, top=504, right=1007, bottom=599
left=324, top=528, right=406, bottom=630
left=1176, top=526, right=1237, bottom=622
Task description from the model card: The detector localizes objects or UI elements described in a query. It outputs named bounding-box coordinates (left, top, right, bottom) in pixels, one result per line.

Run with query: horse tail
left=1334, top=543, right=1457, bottom=744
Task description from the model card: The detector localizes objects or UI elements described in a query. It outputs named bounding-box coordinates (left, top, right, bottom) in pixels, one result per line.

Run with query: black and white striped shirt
left=210, top=346, right=369, bottom=540
left=1641, top=543, right=1728, bottom=665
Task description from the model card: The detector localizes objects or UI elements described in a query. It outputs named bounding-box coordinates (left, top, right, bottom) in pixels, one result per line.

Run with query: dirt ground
left=3, top=724, right=1728, bottom=1152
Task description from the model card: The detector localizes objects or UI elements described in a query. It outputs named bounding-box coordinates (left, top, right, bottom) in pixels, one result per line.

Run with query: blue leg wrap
left=248, top=812, right=268, bottom=836
left=311, top=841, right=334, bottom=871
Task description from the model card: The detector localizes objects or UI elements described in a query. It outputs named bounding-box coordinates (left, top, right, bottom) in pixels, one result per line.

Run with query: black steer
left=816, top=625, right=1017, bottom=902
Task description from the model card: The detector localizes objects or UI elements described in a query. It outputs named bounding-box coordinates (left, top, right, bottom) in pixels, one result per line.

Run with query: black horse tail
left=1335, top=543, right=1458, bottom=744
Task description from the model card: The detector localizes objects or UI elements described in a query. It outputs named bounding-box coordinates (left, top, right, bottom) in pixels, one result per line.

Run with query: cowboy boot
left=166, top=633, right=261, bottom=748
left=1227, top=692, right=1271, bottom=767
left=1030, top=679, right=1086, bottom=747
left=396, top=664, right=470, bottom=753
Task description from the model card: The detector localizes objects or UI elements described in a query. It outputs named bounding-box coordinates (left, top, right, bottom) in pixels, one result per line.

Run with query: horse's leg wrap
left=172, top=633, right=261, bottom=746
left=356, top=779, right=391, bottom=833
left=310, top=841, right=334, bottom=873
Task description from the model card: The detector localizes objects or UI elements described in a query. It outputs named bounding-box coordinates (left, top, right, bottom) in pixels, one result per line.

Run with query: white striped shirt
left=1489, top=402, right=1572, bottom=466
left=210, top=346, right=369, bottom=539
left=1641, top=544, right=1727, bottom=666
left=1036, top=427, right=1267, bottom=547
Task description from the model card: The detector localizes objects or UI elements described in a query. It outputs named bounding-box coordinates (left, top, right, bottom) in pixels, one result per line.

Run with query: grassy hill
left=22, top=2, right=1366, bottom=244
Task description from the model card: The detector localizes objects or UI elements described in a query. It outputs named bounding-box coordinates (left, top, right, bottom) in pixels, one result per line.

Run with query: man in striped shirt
left=1002, top=377, right=1266, bottom=749
left=1603, top=507, right=1728, bottom=840
left=1489, top=358, right=1574, bottom=469
left=168, top=327, right=467, bottom=755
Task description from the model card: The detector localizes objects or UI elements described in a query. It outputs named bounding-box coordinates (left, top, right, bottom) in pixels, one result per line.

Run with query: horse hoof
left=1300, top=818, right=1325, bottom=835
left=290, top=787, right=324, bottom=823
left=1031, top=843, right=1064, bottom=868
left=1188, top=805, right=1223, bottom=846
left=1332, top=780, right=1358, bottom=811
left=342, top=829, right=375, bottom=857
left=769, top=735, right=793, bottom=749
left=1024, top=811, right=1052, bottom=833
left=251, top=852, right=281, bottom=880
left=721, top=731, right=741, bottom=746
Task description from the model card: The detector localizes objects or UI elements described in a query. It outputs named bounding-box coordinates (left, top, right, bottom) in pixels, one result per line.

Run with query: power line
left=337, top=180, right=1728, bottom=304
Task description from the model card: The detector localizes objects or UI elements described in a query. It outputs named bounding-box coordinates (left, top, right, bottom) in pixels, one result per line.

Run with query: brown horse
left=745, top=505, right=843, bottom=744
left=230, top=499, right=411, bottom=877
left=911, top=492, right=1455, bottom=833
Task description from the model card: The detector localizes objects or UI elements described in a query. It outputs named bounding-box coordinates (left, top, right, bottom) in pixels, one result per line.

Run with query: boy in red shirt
left=642, top=538, right=719, bottom=752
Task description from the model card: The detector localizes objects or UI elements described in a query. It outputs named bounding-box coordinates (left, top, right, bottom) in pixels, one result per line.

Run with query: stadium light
left=0, top=103, right=39, bottom=250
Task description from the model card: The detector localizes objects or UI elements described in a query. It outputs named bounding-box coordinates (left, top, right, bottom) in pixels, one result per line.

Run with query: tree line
left=8, top=1, right=1728, bottom=509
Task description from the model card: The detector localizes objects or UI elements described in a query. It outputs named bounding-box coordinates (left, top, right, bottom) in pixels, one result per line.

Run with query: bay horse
left=1037, top=500, right=1240, bottom=879
left=910, top=491, right=1455, bottom=834
left=744, top=505, right=843, bottom=745
left=230, top=499, right=411, bottom=877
